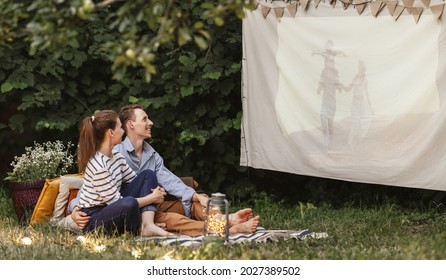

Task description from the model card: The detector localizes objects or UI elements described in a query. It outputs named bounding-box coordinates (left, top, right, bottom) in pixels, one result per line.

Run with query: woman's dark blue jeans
left=82, top=169, right=158, bottom=235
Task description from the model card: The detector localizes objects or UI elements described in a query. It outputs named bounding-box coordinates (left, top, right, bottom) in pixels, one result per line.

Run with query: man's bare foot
left=228, top=208, right=253, bottom=227
left=141, top=223, right=175, bottom=237
left=229, top=215, right=260, bottom=235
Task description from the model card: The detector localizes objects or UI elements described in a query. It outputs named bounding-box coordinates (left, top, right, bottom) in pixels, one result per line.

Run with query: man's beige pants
left=155, top=200, right=216, bottom=237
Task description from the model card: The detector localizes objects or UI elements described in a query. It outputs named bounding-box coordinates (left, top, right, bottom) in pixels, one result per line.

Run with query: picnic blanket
left=135, top=228, right=328, bottom=246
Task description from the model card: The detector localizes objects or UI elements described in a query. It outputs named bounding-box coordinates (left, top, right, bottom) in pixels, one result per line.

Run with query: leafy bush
left=0, top=0, right=250, bottom=195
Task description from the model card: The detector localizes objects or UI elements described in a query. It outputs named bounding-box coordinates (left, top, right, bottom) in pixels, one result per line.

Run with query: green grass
left=1, top=187, right=445, bottom=260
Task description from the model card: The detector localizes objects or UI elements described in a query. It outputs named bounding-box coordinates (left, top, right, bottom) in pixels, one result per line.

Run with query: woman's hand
left=148, top=186, right=167, bottom=204
left=71, top=207, right=90, bottom=229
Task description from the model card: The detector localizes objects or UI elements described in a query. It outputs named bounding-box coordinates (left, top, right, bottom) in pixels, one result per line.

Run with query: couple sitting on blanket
left=69, top=104, right=260, bottom=237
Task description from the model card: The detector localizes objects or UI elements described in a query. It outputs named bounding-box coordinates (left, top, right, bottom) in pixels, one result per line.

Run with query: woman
left=72, top=110, right=173, bottom=236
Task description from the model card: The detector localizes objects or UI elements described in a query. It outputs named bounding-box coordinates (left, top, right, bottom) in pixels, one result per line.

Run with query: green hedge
left=0, top=0, right=255, bottom=193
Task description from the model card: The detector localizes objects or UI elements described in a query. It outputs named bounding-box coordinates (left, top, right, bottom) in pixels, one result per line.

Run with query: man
left=116, top=104, right=208, bottom=216
left=71, top=104, right=260, bottom=236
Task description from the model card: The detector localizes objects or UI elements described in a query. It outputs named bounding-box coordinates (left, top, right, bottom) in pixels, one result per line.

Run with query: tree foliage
left=0, top=0, right=257, bottom=193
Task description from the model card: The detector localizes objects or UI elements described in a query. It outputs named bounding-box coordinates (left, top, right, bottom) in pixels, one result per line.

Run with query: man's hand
left=71, top=207, right=90, bottom=229
left=193, top=193, right=209, bottom=207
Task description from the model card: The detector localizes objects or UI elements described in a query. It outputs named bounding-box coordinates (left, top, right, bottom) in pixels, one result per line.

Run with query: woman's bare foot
left=228, top=208, right=253, bottom=227
left=229, top=215, right=260, bottom=235
left=141, top=223, right=175, bottom=237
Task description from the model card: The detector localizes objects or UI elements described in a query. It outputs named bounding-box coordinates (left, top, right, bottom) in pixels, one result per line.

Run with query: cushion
left=65, top=188, right=80, bottom=216
left=165, top=176, right=199, bottom=201
left=29, top=177, right=60, bottom=225
left=50, top=173, right=83, bottom=223
left=180, top=177, right=196, bottom=188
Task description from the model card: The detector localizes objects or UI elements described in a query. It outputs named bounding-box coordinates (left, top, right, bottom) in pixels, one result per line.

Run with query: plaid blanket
left=135, top=228, right=328, bottom=246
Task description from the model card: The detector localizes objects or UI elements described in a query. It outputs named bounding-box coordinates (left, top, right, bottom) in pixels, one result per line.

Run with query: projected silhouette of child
left=344, top=60, right=374, bottom=144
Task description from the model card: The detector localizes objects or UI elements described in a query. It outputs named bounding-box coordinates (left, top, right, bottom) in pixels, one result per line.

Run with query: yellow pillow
left=29, top=177, right=60, bottom=225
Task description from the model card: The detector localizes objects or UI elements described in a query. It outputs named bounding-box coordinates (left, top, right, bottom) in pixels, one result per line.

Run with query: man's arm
left=153, top=153, right=197, bottom=217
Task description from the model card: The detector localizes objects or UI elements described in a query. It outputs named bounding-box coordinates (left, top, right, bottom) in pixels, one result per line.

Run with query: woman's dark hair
left=77, top=110, right=118, bottom=172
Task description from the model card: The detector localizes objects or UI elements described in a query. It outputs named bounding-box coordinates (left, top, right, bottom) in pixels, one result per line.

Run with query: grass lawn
left=0, top=186, right=445, bottom=260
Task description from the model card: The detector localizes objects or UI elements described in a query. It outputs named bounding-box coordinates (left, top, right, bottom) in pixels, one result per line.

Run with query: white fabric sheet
left=240, top=1, right=446, bottom=191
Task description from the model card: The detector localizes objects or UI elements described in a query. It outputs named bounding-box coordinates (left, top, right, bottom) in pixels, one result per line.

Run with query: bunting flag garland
left=254, top=0, right=446, bottom=23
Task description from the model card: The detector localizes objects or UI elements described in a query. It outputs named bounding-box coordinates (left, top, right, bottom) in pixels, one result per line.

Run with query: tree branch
left=95, top=0, right=125, bottom=10
left=150, top=0, right=174, bottom=48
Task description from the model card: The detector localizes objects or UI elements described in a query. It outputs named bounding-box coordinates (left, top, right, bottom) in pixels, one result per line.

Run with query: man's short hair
left=118, top=104, right=144, bottom=133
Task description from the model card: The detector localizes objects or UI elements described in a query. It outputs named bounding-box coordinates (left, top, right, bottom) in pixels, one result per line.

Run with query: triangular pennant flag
left=355, top=3, right=367, bottom=14
left=407, top=7, right=423, bottom=24
left=387, top=1, right=398, bottom=15
left=300, top=0, right=310, bottom=10
left=353, top=0, right=368, bottom=5
left=287, top=2, right=298, bottom=17
left=314, top=0, right=323, bottom=7
left=421, top=0, right=430, bottom=8
left=430, top=4, right=445, bottom=20
left=341, top=0, right=353, bottom=9
left=370, top=1, right=385, bottom=16
left=402, top=0, right=414, bottom=7
left=378, top=0, right=387, bottom=12
left=273, top=7, right=284, bottom=20
left=393, top=5, right=406, bottom=21
left=261, top=6, right=271, bottom=19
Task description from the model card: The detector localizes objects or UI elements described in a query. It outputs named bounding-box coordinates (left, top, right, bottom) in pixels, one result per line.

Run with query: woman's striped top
left=77, top=151, right=136, bottom=209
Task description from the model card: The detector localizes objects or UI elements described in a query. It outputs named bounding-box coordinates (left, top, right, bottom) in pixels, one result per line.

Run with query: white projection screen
left=240, top=1, right=446, bottom=191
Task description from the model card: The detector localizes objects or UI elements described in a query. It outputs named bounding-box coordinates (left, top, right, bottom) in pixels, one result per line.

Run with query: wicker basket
left=9, top=179, right=45, bottom=225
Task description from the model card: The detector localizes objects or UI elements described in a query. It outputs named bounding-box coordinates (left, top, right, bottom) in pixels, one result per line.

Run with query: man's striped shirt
left=77, top=151, right=136, bottom=209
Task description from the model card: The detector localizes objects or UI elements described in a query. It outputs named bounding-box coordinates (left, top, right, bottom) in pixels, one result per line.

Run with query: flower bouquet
left=4, top=140, right=74, bottom=224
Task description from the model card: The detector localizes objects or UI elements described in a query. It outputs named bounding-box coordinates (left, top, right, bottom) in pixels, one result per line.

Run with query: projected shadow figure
left=344, top=60, right=374, bottom=145
left=313, top=40, right=346, bottom=150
